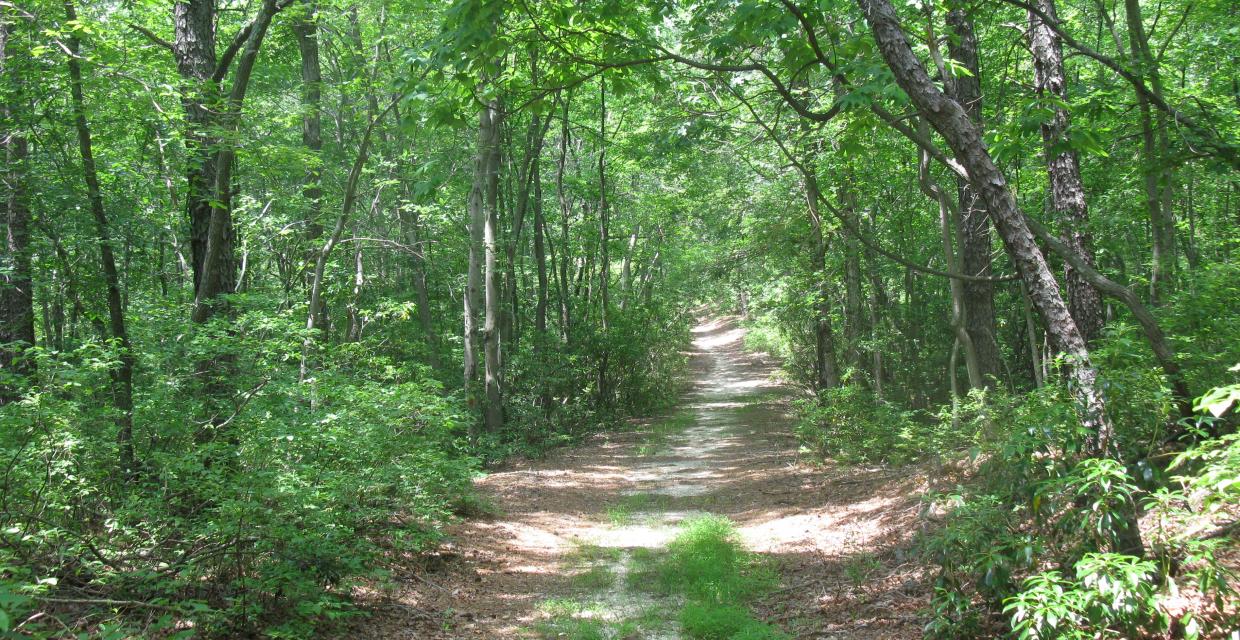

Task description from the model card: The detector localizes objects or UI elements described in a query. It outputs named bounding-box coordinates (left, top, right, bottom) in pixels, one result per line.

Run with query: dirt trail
left=357, top=318, right=932, bottom=639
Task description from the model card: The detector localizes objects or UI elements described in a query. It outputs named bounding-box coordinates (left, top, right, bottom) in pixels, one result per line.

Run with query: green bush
left=796, top=385, right=935, bottom=464
left=0, top=305, right=478, bottom=637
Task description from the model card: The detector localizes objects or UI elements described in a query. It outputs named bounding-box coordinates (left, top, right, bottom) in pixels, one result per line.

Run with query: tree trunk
left=291, top=0, right=324, bottom=277
left=945, top=6, right=1002, bottom=386
left=0, top=15, right=34, bottom=405
left=1030, top=0, right=1104, bottom=342
left=300, top=101, right=391, bottom=380
left=619, top=222, right=640, bottom=311
left=919, top=133, right=984, bottom=390
left=64, top=0, right=136, bottom=472
left=555, top=96, right=573, bottom=343
left=596, top=77, right=611, bottom=406
left=401, top=187, right=437, bottom=367
left=859, top=0, right=1115, bottom=455
left=186, top=0, right=280, bottom=324
left=804, top=173, right=841, bottom=390
left=464, top=108, right=488, bottom=409
left=480, top=100, right=503, bottom=433
left=842, top=201, right=864, bottom=373
left=173, top=0, right=224, bottom=303
left=1123, top=0, right=1175, bottom=305
left=534, top=147, right=549, bottom=337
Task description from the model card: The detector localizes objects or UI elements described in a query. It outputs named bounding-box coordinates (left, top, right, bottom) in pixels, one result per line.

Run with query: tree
left=0, top=11, right=33, bottom=405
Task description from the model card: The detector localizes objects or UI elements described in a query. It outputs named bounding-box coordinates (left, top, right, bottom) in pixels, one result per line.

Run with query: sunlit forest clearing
left=1, top=0, right=1238, bottom=637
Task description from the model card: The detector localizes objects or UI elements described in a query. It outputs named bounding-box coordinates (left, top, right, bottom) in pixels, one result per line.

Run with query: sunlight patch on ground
left=738, top=494, right=906, bottom=554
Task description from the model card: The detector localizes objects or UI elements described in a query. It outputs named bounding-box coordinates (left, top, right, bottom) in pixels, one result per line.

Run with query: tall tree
left=64, top=0, right=136, bottom=472
left=858, top=0, right=1116, bottom=455
left=0, top=12, right=33, bottom=405
left=944, top=3, right=1002, bottom=386
left=480, top=99, right=503, bottom=433
left=1029, top=0, right=1104, bottom=342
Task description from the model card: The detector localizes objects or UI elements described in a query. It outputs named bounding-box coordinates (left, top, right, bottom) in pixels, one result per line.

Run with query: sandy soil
left=351, top=318, right=933, bottom=639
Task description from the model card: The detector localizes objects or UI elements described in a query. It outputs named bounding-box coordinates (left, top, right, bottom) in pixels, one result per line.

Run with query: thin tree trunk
left=534, top=157, right=549, bottom=340
left=555, top=96, right=573, bottom=343
left=619, top=222, right=640, bottom=310
left=300, top=100, right=393, bottom=380
left=596, top=77, right=611, bottom=405
left=804, top=172, right=841, bottom=390
left=920, top=136, right=984, bottom=390
left=1030, top=0, right=1105, bottom=342
left=945, top=6, right=1002, bottom=386
left=1021, top=280, right=1045, bottom=388
left=401, top=187, right=437, bottom=367
left=0, top=14, right=34, bottom=405
left=174, top=0, right=218, bottom=299
left=291, top=0, right=324, bottom=279
left=64, top=0, right=136, bottom=473
left=464, top=109, right=488, bottom=413
left=189, top=0, right=280, bottom=324
left=1123, top=0, right=1175, bottom=304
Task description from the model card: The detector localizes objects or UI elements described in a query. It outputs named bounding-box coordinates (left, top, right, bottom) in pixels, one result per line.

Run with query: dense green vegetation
left=0, top=0, right=1236, bottom=636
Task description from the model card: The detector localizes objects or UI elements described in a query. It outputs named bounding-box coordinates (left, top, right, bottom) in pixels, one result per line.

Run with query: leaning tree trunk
left=945, top=6, right=1002, bottom=387
left=1030, top=0, right=1104, bottom=343
left=858, top=0, right=1115, bottom=456
left=65, top=0, right=136, bottom=473
left=0, top=15, right=34, bottom=405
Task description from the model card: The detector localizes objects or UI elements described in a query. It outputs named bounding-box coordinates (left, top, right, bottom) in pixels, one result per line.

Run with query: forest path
left=360, top=318, right=931, bottom=639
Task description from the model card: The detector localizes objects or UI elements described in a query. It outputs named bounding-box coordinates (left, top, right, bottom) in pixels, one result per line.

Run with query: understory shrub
left=922, top=377, right=1240, bottom=639
left=795, top=385, right=936, bottom=464
left=0, top=302, right=478, bottom=637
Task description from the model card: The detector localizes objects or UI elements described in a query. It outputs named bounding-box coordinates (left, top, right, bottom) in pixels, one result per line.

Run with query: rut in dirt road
left=365, top=318, right=932, bottom=639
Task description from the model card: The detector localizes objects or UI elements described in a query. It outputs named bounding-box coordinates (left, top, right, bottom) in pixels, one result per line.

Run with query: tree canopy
left=0, top=0, right=1237, bottom=636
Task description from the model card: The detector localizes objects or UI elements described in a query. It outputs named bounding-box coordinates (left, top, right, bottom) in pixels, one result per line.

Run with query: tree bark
left=64, top=0, right=136, bottom=473
left=804, top=173, right=841, bottom=390
left=945, top=6, right=1002, bottom=386
left=173, top=0, right=223, bottom=302
left=185, top=0, right=282, bottom=324
left=481, top=97, right=504, bottom=433
left=859, top=0, right=1115, bottom=455
left=0, top=14, right=34, bottom=405
left=555, top=96, right=573, bottom=343
left=291, top=0, right=324, bottom=277
left=1030, top=0, right=1104, bottom=342
left=596, top=77, right=611, bottom=405
left=464, top=108, right=489, bottom=411
left=534, top=146, right=549, bottom=337
left=1123, top=0, right=1175, bottom=305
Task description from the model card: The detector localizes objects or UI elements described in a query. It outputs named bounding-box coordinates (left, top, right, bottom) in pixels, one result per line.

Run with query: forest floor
left=354, top=318, right=934, bottom=639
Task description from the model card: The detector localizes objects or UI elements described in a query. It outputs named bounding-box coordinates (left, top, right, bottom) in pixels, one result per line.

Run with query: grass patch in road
left=531, top=614, right=637, bottom=640
left=567, top=541, right=624, bottom=564
left=629, top=514, right=787, bottom=640
left=606, top=492, right=672, bottom=526
left=636, top=410, right=695, bottom=456
left=572, top=563, right=616, bottom=591
left=530, top=599, right=671, bottom=640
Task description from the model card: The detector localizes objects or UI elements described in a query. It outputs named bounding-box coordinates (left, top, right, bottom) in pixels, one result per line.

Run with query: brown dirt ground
left=349, top=318, right=934, bottom=639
